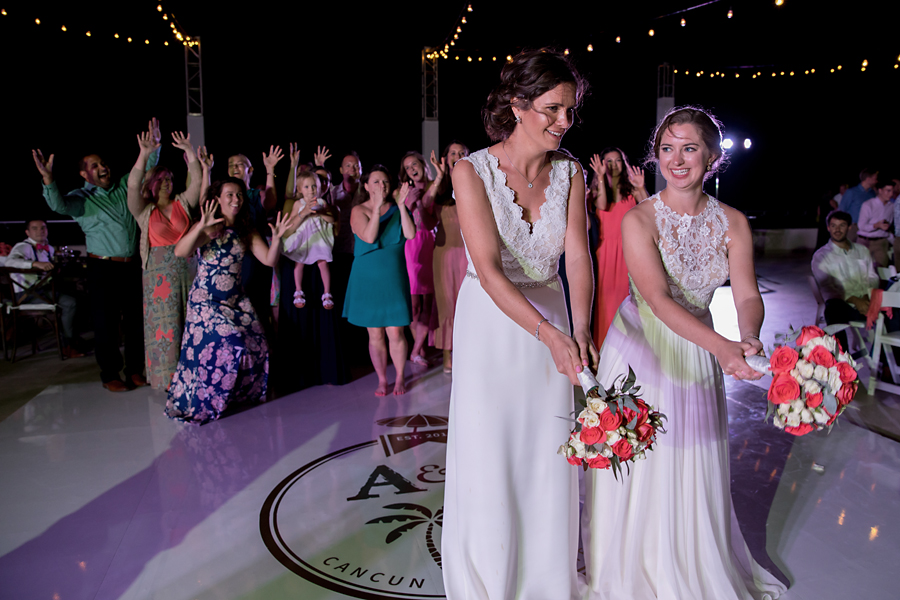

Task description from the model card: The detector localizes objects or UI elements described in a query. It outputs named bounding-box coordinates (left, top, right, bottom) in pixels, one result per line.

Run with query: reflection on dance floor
left=1, top=322, right=899, bottom=599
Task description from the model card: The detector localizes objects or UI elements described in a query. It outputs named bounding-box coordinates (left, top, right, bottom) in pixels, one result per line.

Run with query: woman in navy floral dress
left=165, top=177, right=294, bottom=424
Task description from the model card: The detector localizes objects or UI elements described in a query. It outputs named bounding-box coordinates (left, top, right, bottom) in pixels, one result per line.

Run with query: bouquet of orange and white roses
left=557, top=367, right=666, bottom=479
left=745, top=325, right=860, bottom=436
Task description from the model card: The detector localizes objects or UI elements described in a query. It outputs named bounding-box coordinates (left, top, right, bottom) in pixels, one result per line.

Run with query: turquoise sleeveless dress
left=342, top=205, right=412, bottom=327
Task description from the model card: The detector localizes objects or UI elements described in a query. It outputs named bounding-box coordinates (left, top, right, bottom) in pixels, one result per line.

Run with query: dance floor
left=1, top=257, right=899, bottom=599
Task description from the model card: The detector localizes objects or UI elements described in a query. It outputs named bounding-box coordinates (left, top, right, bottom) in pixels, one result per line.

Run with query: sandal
left=293, top=290, right=306, bottom=308
left=322, top=292, right=334, bottom=310
left=411, top=355, right=428, bottom=367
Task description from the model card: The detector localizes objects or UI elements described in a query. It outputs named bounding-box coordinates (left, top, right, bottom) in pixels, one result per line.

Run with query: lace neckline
left=652, top=193, right=714, bottom=220
left=484, top=149, right=560, bottom=235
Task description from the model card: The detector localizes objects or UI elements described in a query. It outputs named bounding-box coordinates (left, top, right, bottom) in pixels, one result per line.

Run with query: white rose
left=636, top=451, right=647, bottom=460
left=796, top=360, right=815, bottom=380
left=786, top=412, right=802, bottom=427
left=600, top=444, right=613, bottom=458
left=626, top=431, right=637, bottom=440
left=585, top=448, right=599, bottom=460
left=800, top=409, right=813, bottom=423
left=820, top=336, right=836, bottom=353
left=558, top=444, right=569, bottom=456
left=791, top=399, right=805, bottom=413
left=772, top=414, right=784, bottom=428
left=578, top=409, right=600, bottom=428
left=813, top=365, right=828, bottom=382
left=606, top=430, right=621, bottom=445
left=803, top=380, right=821, bottom=396
left=814, top=409, right=829, bottom=424
left=777, top=403, right=790, bottom=416
left=570, top=439, right=585, bottom=456
left=827, top=369, right=843, bottom=394
left=588, top=398, right=608, bottom=413
left=800, top=345, right=811, bottom=359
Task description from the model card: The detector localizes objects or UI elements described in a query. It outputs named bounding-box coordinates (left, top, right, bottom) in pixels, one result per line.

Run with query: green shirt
left=42, top=150, right=159, bottom=258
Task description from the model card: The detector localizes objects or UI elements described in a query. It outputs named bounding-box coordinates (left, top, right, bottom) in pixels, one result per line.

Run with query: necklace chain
left=502, top=142, right=546, bottom=189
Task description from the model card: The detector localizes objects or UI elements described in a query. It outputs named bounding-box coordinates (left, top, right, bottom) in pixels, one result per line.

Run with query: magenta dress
left=592, top=195, right=636, bottom=349
left=432, top=204, right=467, bottom=350
left=404, top=186, right=437, bottom=295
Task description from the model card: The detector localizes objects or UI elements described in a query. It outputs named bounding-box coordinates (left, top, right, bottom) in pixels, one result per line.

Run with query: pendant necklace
left=503, top=142, right=546, bottom=189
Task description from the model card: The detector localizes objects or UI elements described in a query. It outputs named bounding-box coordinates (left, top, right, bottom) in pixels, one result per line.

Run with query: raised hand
left=626, top=164, right=645, bottom=189
left=289, top=142, right=301, bottom=167
left=589, top=153, right=606, bottom=178
left=198, top=146, right=214, bottom=171
left=147, top=117, right=162, bottom=150
left=429, top=150, right=447, bottom=181
left=396, top=181, right=411, bottom=205
left=269, top=210, right=296, bottom=239
left=263, top=145, right=284, bottom=173
left=199, top=199, right=224, bottom=229
left=32, top=149, right=55, bottom=182
left=314, top=145, right=332, bottom=167
left=171, top=131, right=194, bottom=157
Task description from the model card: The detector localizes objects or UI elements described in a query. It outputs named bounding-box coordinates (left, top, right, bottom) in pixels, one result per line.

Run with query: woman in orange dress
left=590, top=147, right=648, bottom=348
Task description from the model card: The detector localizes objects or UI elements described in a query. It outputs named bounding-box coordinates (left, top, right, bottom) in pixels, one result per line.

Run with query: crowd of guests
left=813, top=170, right=900, bottom=356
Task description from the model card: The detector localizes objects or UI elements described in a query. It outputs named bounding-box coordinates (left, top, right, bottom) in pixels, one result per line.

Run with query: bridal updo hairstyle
left=482, top=48, right=588, bottom=142
left=646, top=106, right=727, bottom=182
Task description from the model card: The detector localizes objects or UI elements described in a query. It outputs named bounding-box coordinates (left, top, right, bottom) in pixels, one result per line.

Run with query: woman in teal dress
left=343, top=165, right=416, bottom=396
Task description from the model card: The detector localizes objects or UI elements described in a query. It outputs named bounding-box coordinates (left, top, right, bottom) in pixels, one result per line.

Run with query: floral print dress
left=166, top=227, right=268, bottom=424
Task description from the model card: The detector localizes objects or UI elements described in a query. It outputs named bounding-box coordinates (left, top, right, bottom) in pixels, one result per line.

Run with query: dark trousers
left=86, top=257, right=144, bottom=383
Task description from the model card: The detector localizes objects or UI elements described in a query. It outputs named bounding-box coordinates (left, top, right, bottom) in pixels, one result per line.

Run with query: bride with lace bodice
left=581, top=108, right=786, bottom=600
left=442, top=50, right=595, bottom=600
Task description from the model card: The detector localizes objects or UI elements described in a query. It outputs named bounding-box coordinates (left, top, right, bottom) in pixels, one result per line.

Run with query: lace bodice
left=457, top=148, right=575, bottom=284
left=631, top=193, right=731, bottom=317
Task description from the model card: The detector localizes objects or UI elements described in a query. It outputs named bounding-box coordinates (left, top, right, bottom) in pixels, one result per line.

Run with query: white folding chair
left=867, top=291, right=900, bottom=396
left=808, top=273, right=871, bottom=360
left=807, top=275, right=827, bottom=327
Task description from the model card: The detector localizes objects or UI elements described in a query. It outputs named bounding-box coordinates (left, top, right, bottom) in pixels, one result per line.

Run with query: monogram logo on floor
left=261, top=414, right=448, bottom=599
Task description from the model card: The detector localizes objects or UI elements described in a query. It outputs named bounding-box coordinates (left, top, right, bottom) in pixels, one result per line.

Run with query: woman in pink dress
left=590, top=147, right=648, bottom=348
left=397, top=151, right=441, bottom=365
left=430, top=140, right=469, bottom=373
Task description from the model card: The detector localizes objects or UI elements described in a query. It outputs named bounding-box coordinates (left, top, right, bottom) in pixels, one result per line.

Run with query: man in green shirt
left=32, top=120, right=160, bottom=392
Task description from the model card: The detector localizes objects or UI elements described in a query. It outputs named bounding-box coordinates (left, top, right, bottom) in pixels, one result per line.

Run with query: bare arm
left=453, top=159, right=585, bottom=385
left=588, top=154, right=608, bottom=211
left=175, top=200, right=221, bottom=257
left=622, top=205, right=760, bottom=380
left=127, top=132, right=157, bottom=219
left=396, top=183, right=417, bottom=240
left=564, top=163, right=600, bottom=368
left=423, top=151, right=447, bottom=210
left=250, top=211, right=294, bottom=267
left=724, top=207, right=765, bottom=368
left=261, top=145, right=283, bottom=212
left=626, top=163, right=649, bottom=203
left=171, top=132, right=202, bottom=208
left=197, top=146, right=213, bottom=208
left=285, top=143, right=300, bottom=201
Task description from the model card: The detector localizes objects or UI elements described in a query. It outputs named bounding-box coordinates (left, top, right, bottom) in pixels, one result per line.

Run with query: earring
left=514, top=114, right=522, bottom=124
left=706, top=163, right=712, bottom=172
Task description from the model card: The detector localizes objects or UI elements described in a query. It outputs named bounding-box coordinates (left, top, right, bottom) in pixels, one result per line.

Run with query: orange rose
left=796, top=326, right=826, bottom=346
left=836, top=382, right=857, bottom=406
left=806, top=392, right=823, bottom=408
left=767, top=373, right=801, bottom=404
left=769, top=346, right=799, bottom=375
left=835, top=361, right=858, bottom=383
left=806, top=345, right=836, bottom=368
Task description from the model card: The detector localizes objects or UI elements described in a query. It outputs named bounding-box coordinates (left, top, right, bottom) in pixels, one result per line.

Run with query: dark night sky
left=2, top=0, right=898, bottom=239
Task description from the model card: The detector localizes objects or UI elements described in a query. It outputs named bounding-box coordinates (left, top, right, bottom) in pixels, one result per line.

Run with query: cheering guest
left=343, top=166, right=416, bottom=396
left=127, top=130, right=203, bottom=390
left=6, top=219, right=83, bottom=358
left=589, top=147, right=648, bottom=348
left=431, top=141, right=470, bottom=373
left=32, top=118, right=161, bottom=391
left=165, top=180, right=293, bottom=424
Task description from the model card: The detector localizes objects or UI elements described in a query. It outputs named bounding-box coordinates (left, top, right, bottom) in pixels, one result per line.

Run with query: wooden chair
left=0, top=267, right=63, bottom=362
left=867, top=291, right=900, bottom=396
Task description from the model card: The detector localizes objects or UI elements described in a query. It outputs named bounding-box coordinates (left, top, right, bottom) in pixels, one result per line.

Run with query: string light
left=775, top=0, right=784, bottom=5
left=461, top=17, right=466, bottom=23
left=128, top=37, right=132, bottom=42
left=728, top=8, right=733, bottom=18
left=61, top=25, right=66, bottom=31
left=587, top=44, right=593, bottom=51
left=86, top=31, right=91, bottom=36
left=114, top=33, right=119, bottom=38
left=680, top=18, right=686, bottom=26
left=648, top=29, right=655, bottom=36
left=862, top=59, right=868, bottom=67
left=1, top=10, right=7, bottom=16
left=467, top=4, right=472, bottom=11
left=35, top=18, right=40, bottom=24
left=157, top=4, right=162, bottom=11
left=615, top=36, right=620, bottom=43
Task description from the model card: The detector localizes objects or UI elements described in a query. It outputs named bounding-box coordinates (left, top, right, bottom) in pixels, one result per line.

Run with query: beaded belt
left=465, top=270, right=558, bottom=289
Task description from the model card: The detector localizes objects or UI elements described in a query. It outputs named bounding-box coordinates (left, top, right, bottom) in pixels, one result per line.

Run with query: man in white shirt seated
left=5, top=219, right=84, bottom=358
left=857, top=179, right=895, bottom=268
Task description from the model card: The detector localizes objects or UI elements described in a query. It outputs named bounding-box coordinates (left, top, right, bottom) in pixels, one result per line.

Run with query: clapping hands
left=429, top=150, right=447, bottom=181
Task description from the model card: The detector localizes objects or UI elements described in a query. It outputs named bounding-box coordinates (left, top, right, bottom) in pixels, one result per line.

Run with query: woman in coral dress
left=589, top=147, right=648, bottom=349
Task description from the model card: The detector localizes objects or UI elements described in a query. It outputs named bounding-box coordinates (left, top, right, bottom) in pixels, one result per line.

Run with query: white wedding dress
left=442, top=148, right=581, bottom=600
left=581, top=194, right=786, bottom=600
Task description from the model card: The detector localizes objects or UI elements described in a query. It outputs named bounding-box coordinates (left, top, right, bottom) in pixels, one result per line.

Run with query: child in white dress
left=282, top=172, right=336, bottom=309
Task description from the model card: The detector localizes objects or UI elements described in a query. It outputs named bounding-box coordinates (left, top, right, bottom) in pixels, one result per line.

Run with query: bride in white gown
left=581, top=107, right=787, bottom=600
left=441, top=49, right=597, bottom=600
